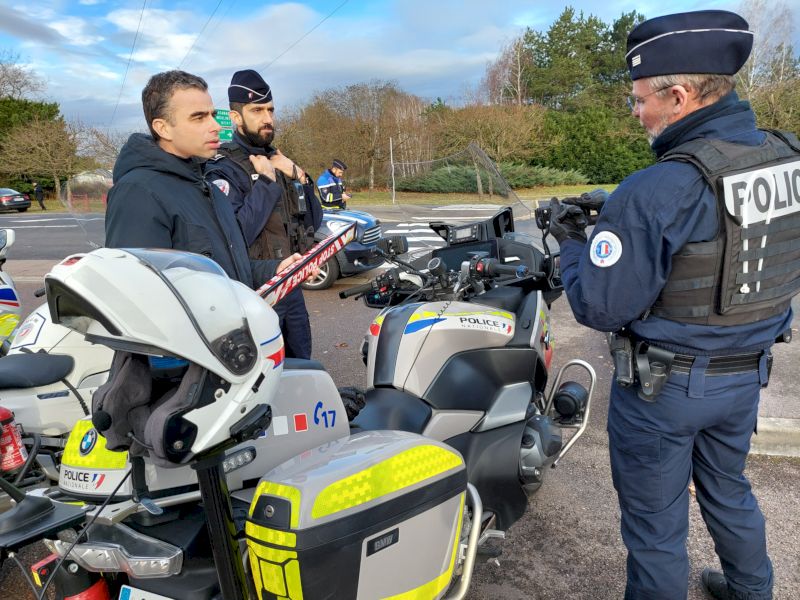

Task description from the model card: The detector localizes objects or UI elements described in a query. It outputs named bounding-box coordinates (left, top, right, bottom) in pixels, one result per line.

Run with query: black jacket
left=105, top=133, right=278, bottom=288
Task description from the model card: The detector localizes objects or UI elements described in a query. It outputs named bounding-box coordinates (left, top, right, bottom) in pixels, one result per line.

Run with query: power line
left=110, top=0, right=148, bottom=126
left=177, top=0, right=225, bottom=70
left=258, top=0, right=350, bottom=71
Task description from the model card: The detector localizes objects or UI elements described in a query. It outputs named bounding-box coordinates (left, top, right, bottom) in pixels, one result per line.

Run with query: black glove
left=562, top=189, right=609, bottom=224
left=338, top=386, right=366, bottom=421
left=549, top=198, right=589, bottom=244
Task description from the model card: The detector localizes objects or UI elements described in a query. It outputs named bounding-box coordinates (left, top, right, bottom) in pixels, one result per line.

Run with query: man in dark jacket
left=317, top=159, right=350, bottom=209
left=106, top=70, right=303, bottom=291
left=205, top=70, right=322, bottom=359
left=33, top=182, right=45, bottom=210
left=549, top=10, right=798, bottom=600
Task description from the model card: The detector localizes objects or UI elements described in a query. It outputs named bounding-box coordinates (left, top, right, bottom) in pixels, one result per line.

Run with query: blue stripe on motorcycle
left=404, top=318, right=446, bottom=334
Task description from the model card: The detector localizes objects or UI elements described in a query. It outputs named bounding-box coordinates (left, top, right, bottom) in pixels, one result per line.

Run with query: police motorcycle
left=0, top=228, right=21, bottom=344
left=0, top=247, right=484, bottom=600
left=339, top=198, right=596, bottom=540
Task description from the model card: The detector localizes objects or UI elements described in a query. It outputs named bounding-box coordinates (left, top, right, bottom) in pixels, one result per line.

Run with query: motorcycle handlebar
left=339, top=280, right=375, bottom=299
left=484, top=260, right=529, bottom=279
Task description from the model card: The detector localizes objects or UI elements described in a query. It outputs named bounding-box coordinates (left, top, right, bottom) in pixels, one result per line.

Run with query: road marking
left=0, top=225, right=79, bottom=229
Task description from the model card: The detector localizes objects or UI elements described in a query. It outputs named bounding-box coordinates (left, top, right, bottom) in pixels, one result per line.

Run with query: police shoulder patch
left=212, top=179, right=230, bottom=196
left=589, top=231, right=622, bottom=268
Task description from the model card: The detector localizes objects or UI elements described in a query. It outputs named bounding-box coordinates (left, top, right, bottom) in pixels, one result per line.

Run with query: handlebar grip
left=34, top=287, right=46, bottom=298
left=339, top=280, right=375, bottom=299
left=486, top=261, right=529, bottom=278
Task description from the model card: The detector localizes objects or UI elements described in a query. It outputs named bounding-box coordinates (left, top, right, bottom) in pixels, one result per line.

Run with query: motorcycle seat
left=0, top=353, right=74, bottom=389
left=479, top=285, right=525, bottom=313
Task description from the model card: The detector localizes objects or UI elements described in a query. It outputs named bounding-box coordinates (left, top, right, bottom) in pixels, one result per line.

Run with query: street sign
left=215, top=109, right=233, bottom=142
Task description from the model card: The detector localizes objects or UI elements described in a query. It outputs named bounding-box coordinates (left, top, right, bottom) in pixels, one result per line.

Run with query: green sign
left=215, top=108, right=233, bottom=142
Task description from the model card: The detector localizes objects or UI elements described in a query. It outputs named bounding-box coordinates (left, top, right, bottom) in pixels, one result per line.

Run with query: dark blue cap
left=332, top=159, right=347, bottom=170
left=228, top=69, right=272, bottom=104
left=626, top=10, right=753, bottom=80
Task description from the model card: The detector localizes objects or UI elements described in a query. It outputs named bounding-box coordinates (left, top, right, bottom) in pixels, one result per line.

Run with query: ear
left=670, top=85, right=693, bottom=115
left=230, top=110, right=244, bottom=129
left=151, top=117, right=172, bottom=142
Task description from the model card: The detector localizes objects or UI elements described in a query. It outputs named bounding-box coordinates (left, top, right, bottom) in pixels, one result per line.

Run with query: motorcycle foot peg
left=138, top=496, right=164, bottom=516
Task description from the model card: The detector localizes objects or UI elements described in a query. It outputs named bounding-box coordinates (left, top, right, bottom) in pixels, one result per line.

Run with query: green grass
left=348, top=184, right=619, bottom=207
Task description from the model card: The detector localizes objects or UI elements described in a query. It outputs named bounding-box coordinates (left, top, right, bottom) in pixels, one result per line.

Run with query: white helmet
left=45, top=248, right=284, bottom=466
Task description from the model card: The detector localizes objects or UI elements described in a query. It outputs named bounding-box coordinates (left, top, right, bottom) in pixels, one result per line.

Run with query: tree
left=0, top=117, right=92, bottom=198
left=0, top=50, right=44, bottom=99
left=82, top=127, right=130, bottom=170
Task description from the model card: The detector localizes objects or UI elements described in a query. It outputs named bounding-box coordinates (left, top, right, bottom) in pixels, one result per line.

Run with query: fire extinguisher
left=0, top=405, right=28, bottom=474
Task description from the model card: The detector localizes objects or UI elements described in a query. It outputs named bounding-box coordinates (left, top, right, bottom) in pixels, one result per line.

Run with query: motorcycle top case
left=245, top=430, right=468, bottom=600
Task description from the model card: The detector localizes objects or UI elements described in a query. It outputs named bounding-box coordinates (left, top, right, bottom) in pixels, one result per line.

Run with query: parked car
left=302, top=208, right=384, bottom=290
left=0, top=188, right=31, bottom=213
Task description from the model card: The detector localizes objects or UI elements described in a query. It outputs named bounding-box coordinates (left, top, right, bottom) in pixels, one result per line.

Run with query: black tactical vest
left=216, top=143, right=314, bottom=260
left=651, top=130, right=800, bottom=325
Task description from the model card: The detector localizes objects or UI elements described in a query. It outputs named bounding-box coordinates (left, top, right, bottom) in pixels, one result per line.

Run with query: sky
left=1, top=0, right=798, bottom=132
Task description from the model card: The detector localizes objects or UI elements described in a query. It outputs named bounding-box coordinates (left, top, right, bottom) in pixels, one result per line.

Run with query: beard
left=646, top=114, right=672, bottom=145
left=241, top=120, right=275, bottom=148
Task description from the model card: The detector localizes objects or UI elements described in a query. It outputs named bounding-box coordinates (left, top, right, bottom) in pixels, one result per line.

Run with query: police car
left=302, top=208, right=383, bottom=290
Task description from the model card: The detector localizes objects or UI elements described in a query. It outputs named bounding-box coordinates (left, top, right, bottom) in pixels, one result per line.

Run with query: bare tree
left=81, top=127, right=130, bottom=170
left=0, top=50, right=44, bottom=99
left=736, top=0, right=796, bottom=97
left=482, top=35, right=529, bottom=105
left=0, top=117, right=92, bottom=198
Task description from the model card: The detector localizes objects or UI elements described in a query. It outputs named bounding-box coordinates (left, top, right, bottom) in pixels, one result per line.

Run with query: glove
left=562, top=189, right=609, bottom=224
left=338, top=386, right=366, bottom=421
left=549, top=198, right=589, bottom=244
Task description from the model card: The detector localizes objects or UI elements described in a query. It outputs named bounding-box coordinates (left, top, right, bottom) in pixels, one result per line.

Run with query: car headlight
left=326, top=219, right=350, bottom=233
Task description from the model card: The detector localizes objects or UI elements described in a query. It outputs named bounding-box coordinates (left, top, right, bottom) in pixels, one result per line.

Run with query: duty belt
left=670, top=351, right=764, bottom=376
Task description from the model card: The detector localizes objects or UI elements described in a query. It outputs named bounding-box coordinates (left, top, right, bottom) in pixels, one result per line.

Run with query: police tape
left=257, top=223, right=357, bottom=306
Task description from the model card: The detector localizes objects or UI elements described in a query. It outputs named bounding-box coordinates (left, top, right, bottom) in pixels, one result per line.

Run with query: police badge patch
left=212, top=179, right=230, bottom=196
left=590, top=231, right=622, bottom=267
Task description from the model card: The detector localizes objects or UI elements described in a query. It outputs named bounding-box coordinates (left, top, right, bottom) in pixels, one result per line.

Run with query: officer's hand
left=249, top=155, right=276, bottom=182
left=549, top=198, right=589, bottom=244
left=269, top=150, right=306, bottom=181
left=277, top=253, right=320, bottom=282
left=562, top=189, right=609, bottom=224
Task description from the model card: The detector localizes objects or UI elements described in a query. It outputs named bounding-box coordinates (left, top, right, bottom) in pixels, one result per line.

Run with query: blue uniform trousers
left=274, top=287, right=312, bottom=360
left=608, top=358, right=773, bottom=600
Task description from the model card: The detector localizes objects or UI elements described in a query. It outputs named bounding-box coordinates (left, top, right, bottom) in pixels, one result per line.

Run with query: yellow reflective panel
left=62, top=420, right=128, bottom=469
left=0, top=314, right=19, bottom=337
left=245, top=522, right=297, bottom=548
left=312, top=445, right=462, bottom=519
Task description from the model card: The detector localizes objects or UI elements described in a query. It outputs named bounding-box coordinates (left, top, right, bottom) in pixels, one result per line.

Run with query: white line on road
left=2, top=225, right=79, bottom=229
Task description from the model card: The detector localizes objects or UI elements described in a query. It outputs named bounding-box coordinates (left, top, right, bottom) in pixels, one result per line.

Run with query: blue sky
left=1, top=0, right=797, bottom=131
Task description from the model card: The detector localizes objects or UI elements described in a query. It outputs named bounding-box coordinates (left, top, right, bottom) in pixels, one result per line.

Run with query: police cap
left=626, top=10, right=753, bottom=80
left=228, top=69, right=273, bottom=104
left=332, top=159, right=347, bottom=171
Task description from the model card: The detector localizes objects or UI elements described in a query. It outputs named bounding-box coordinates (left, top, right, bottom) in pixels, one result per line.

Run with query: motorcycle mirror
left=377, top=235, right=409, bottom=256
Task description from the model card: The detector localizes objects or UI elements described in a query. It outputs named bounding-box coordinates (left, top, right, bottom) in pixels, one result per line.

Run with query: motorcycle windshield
left=391, top=142, right=542, bottom=258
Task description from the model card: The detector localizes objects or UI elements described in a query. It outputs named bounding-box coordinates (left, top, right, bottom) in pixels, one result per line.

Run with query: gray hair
left=646, top=74, right=736, bottom=105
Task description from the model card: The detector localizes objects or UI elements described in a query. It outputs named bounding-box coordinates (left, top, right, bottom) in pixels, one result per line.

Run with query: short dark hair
left=142, top=70, right=208, bottom=140
left=229, top=101, right=246, bottom=115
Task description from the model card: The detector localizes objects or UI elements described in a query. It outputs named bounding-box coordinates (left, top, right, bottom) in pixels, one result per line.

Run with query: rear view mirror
left=377, top=235, right=408, bottom=256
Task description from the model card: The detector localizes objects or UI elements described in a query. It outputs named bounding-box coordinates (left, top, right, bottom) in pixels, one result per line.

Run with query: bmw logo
left=79, top=428, right=98, bottom=456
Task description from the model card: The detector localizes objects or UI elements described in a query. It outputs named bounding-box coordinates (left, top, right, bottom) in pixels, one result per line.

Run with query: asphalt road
left=1, top=209, right=798, bottom=599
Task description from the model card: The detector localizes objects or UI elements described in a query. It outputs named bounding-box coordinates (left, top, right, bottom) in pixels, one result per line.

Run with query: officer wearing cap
left=549, top=10, right=800, bottom=600
left=205, top=69, right=322, bottom=360
left=317, top=158, right=351, bottom=209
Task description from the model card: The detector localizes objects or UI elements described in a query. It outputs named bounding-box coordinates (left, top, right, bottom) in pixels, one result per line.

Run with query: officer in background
left=206, top=70, right=322, bottom=360
left=317, top=159, right=351, bottom=209
left=549, top=10, right=799, bottom=600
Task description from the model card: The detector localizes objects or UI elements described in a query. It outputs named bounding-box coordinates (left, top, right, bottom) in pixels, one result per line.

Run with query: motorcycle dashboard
left=431, top=239, right=498, bottom=272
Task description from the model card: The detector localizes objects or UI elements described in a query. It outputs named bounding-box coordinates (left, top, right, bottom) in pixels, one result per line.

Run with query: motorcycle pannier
left=244, top=430, right=468, bottom=600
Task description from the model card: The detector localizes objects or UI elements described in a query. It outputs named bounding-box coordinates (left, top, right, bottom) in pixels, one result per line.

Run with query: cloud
left=48, top=17, right=104, bottom=47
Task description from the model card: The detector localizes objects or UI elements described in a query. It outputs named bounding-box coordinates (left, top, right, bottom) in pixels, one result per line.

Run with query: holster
left=606, top=331, right=634, bottom=388
left=634, top=342, right=674, bottom=403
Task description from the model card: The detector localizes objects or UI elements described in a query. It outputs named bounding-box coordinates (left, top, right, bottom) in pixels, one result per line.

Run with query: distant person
left=317, top=159, right=350, bottom=210
left=105, top=70, right=303, bottom=290
left=205, top=69, right=322, bottom=360
left=32, top=182, right=45, bottom=210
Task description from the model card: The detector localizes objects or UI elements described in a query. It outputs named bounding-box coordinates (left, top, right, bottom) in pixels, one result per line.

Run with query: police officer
left=549, top=10, right=799, bottom=600
left=205, top=70, right=322, bottom=360
left=317, top=159, right=351, bottom=209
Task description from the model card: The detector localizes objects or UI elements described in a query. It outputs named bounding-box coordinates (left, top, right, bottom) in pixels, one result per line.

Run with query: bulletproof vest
left=217, top=143, right=314, bottom=260
left=652, top=130, right=800, bottom=326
